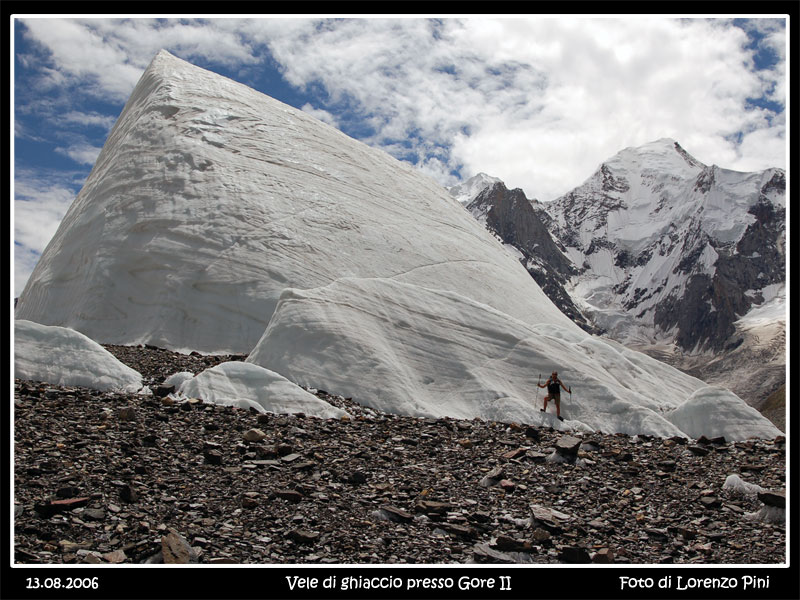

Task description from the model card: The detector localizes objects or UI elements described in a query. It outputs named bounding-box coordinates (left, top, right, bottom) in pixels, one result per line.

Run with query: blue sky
left=12, top=16, right=787, bottom=296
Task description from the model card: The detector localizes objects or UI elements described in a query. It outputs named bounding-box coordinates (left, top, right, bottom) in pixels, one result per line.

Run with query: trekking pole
left=560, top=387, right=571, bottom=423
left=535, top=374, right=541, bottom=405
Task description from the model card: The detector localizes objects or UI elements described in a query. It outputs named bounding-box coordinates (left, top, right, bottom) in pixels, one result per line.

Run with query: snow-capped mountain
left=449, top=172, right=501, bottom=206
left=543, top=138, right=785, bottom=354
left=453, top=139, right=785, bottom=414
left=13, top=52, right=781, bottom=439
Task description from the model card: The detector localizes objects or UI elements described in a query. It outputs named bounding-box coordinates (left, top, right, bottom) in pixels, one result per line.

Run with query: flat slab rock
left=758, top=490, right=785, bottom=508
left=11, top=345, right=787, bottom=565
left=555, top=435, right=582, bottom=455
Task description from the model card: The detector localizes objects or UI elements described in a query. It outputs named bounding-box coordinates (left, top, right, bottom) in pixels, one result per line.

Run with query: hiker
left=538, top=371, right=570, bottom=421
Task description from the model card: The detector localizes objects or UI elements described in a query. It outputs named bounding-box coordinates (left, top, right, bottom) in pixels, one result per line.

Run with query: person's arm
left=560, top=380, right=570, bottom=392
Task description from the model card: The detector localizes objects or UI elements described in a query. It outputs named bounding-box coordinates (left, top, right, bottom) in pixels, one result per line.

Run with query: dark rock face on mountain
left=465, top=183, right=598, bottom=334
left=13, top=345, right=786, bottom=565
left=473, top=183, right=574, bottom=277
left=653, top=172, right=786, bottom=352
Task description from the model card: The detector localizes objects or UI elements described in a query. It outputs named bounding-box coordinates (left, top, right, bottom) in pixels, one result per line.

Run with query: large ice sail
left=16, top=50, right=570, bottom=354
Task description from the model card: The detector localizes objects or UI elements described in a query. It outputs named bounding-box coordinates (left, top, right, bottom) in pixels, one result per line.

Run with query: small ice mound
left=178, top=362, right=349, bottom=419
left=665, top=386, right=782, bottom=441
left=722, top=474, right=764, bottom=497
left=567, top=420, right=594, bottom=434
left=14, top=320, right=142, bottom=393
left=545, top=451, right=572, bottom=464
left=745, top=505, right=785, bottom=525
left=163, top=371, right=195, bottom=389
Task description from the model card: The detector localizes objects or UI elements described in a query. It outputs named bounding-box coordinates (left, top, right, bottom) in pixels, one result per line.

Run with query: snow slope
left=177, top=362, right=348, bottom=419
left=14, top=320, right=142, bottom=392
left=246, top=277, right=781, bottom=440
left=15, top=50, right=569, bottom=354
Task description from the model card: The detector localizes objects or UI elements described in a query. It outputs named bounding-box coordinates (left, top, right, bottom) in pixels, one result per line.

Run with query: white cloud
left=62, top=111, right=118, bottom=130
left=55, top=142, right=103, bottom=166
left=300, top=103, right=339, bottom=127
left=232, top=17, right=786, bottom=200
left=19, top=17, right=258, bottom=102
left=20, top=19, right=145, bottom=102
left=14, top=171, right=81, bottom=295
left=16, top=16, right=786, bottom=201
left=729, top=125, right=787, bottom=174
left=415, top=156, right=460, bottom=188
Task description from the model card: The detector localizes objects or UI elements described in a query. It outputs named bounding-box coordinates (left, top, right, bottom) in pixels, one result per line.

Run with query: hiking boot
left=557, top=416, right=564, bottom=421
left=540, top=409, right=545, bottom=412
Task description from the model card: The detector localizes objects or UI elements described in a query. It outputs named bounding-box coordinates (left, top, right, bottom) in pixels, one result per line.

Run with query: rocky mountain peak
left=462, top=181, right=597, bottom=334
left=457, top=139, right=785, bottom=414
left=540, top=139, right=785, bottom=352
left=448, top=172, right=503, bottom=204
left=585, top=139, right=706, bottom=199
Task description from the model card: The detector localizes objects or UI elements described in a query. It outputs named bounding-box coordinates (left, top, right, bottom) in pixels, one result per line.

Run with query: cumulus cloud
left=17, top=16, right=785, bottom=200
left=55, top=142, right=103, bottom=166
left=19, top=17, right=258, bottom=102
left=300, top=103, right=339, bottom=127
left=62, top=110, right=118, bottom=130
left=235, top=16, right=786, bottom=199
left=20, top=19, right=145, bottom=102
left=13, top=170, right=82, bottom=295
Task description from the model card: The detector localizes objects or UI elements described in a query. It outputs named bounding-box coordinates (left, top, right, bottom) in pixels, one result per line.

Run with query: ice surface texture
left=177, top=362, right=348, bottom=419
left=14, top=320, right=142, bottom=393
left=247, top=277, right=780, bottom=440
left=16, top=50, right=569, bottom=354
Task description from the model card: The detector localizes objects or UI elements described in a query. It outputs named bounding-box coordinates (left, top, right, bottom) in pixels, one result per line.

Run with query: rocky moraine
left=13, top=346, right=785, bottom=565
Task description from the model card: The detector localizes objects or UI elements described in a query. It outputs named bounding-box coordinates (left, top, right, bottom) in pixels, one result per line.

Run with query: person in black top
left=538, top=370, right=570, bottom=421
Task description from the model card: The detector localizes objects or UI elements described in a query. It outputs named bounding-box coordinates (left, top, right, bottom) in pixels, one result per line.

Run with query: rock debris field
left=14, top=345, right=785, bottom=565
